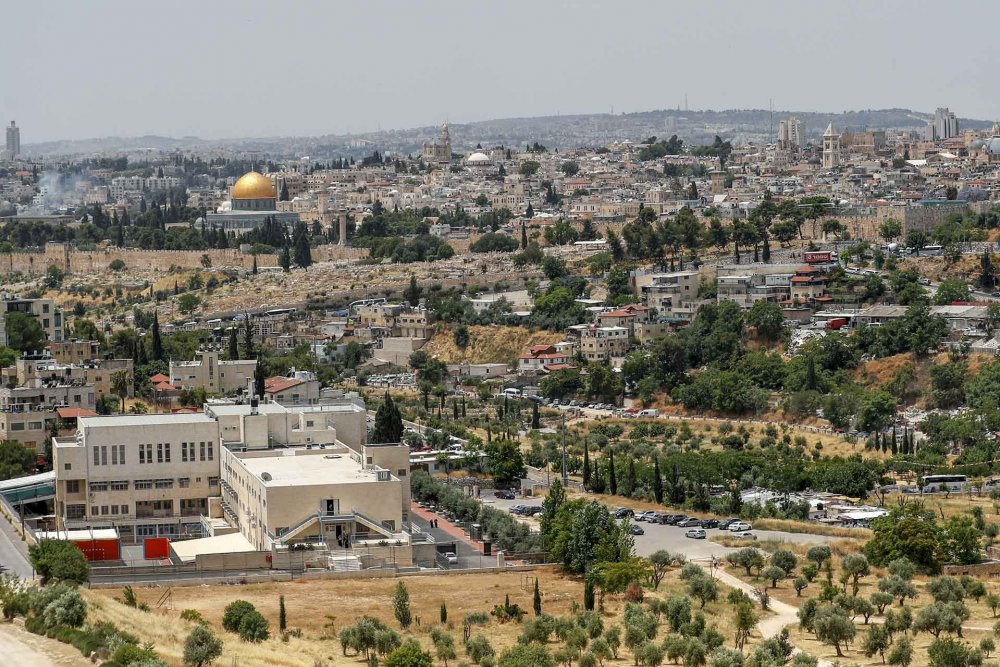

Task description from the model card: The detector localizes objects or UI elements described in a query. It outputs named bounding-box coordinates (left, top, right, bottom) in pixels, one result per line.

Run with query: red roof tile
left=56, top=407, right=98, bottom=419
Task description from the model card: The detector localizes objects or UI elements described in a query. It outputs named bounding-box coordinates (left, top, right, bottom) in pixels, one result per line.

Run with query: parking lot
left=481, top=496, right=841, bottom=560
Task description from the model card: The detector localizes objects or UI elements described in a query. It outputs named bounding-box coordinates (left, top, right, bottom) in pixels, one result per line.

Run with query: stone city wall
left=0, top=243, right=367, bottom=276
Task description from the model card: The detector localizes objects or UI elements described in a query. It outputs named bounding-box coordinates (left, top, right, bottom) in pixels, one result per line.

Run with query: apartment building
left=52, top=397, right=389, bottom=549
left=716, top=264, right=801, bottom=308
left=48, top=339, right=100, bottom=364
left=169, top=349, right=257, bottom=395
left=11, top=355, right=133, bottom=401
left=518, top=344, right=571, bottom=373
left=0, top=296, right=64, bottom=347
left=633, top=270, right=701, bottom=321
left=574, top=325, right=630, bottom=362
left=397, top=310, right=432, bottom=339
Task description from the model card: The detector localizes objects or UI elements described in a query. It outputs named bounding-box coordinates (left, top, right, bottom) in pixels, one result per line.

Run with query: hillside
left=422, top=325, right=563, bottom=364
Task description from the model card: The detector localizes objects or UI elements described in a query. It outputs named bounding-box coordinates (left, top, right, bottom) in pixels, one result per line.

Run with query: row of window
left=92, top=441, right=215, bottom=466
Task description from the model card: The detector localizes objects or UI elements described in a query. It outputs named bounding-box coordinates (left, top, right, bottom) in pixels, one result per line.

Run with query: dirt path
left=0, top=621, right=92, bottom=666
left=706, top=564, right=835, bottom=667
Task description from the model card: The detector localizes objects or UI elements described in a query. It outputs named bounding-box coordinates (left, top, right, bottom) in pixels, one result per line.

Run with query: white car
left=728, top=522, right=752, bottom=532
left=731, top=531, right=756, bottom=540
left=444, top=552, right=459, bottom=565
left=634, top=511, right=658, bottom=522
left=685, top=529, right=707, bottom=539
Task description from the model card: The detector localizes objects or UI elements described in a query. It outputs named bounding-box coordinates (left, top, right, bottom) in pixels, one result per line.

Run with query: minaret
left=822, top=122, right=841, bottom=169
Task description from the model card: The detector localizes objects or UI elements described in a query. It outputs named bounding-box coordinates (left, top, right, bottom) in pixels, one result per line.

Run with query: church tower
left=822, top=123, right=841, bottom=169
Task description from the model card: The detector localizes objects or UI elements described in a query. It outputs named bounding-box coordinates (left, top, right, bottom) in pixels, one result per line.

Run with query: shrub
left=28, top=540, right=89, bottom=585
left=180, top=609, right=206, bottom=624
left=222, top=600, right=256, bottom=633
left=183, top=624, right=224, bottom=666
left=238, top=610, right=270, bottom=643
left=42, top=589, right=87, bottom=628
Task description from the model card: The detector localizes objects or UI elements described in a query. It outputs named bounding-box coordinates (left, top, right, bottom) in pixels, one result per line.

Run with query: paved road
left=0, top=511, right=33, bottom=580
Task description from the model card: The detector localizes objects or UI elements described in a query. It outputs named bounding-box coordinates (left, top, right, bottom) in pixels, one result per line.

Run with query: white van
left=502, top=388, right=522, bottom=398
left=638, top=409, right=660, bottom=418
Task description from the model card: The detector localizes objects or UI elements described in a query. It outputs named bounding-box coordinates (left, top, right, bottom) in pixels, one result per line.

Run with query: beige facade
left=0, top=296, right=64, bottom=347
left=578, top=326, right=629, bottom=362
left=169, top=349, right=257, bottom=395
left=52, top=398, right=374, bottom=546
left=48, top=339, right=100, bottom=364
left=53, top=413, right=221, bottom=542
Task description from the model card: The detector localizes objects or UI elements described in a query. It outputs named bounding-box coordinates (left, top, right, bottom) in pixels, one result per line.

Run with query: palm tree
left=110, top=370, right=131, bottom=413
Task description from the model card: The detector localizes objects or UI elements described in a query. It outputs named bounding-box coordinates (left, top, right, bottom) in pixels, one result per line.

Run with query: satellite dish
left=261, top=472, right=272, bottom=481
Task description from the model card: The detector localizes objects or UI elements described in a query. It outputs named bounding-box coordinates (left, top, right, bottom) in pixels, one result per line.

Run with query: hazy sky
left=3, top=0, right=997, bottom=143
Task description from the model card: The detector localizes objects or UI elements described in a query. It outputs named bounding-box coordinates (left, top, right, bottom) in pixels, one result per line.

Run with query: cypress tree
left=150, top=312, right=163, bottom=361
left=891, top=433, right=898, bottom=456
left=583, top=579, right=595, bottom=611
left=531, top=402, right=540, bottom=429
left=252, top=254, right=258, bottom=275
left=440, top=602, right=447, bottom=624
left=461, top=397, right=466, bottom=417
left=254, top=364, right=265, bottom=399
left=652, top=457, right=663, bottom=504
left=280, top=244, right=291, bottom=272
left=533, top=579, right=542, bottom=616
left=608, top=448, right=617, bottom=496
left=279, top=595, right=287, bottom=632
left=228, top=326, right=239, bottom=360
left=582, top=441, right=591, bottom=490
left=452, top=401, right=459, bottom=419
left=521, top=223, right=528, bottom=250
left=243, top=317, right=255, bottom=359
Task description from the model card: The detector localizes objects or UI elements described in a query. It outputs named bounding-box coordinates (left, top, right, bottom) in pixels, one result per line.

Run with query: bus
left=921, top=474, right=967, bottom=493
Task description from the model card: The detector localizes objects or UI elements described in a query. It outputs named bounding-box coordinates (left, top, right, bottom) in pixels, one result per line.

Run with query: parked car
left=717, top=518, right=740, bottom=530
left=494, top=489, right=516, bottom=500
left=731, top=531, right=756, bottom=540
left=634, top=510, right=657, bottom=522
left=508, top=505, right=528, bottom=514
left=649, top=513, right=668, bottom=524
left=444, top=552, right=459, bottom=564
left=525, top=506, right=543, bottom=516
left=685, top=529, right=707, bottom=539
left=630, top=524, right=645, bottom=535
left=677, top=518, right=702, bottom=528
left=728, top=522, right=753, bottom=532
left=612, top=507, right=634, bottom=519
left=701, top=519, right=720, bottom=529
left=665, top=515, right=688, bottom=525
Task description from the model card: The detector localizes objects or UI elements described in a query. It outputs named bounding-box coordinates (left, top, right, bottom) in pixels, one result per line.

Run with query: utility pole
left=561, top=413, right=568, bottom=485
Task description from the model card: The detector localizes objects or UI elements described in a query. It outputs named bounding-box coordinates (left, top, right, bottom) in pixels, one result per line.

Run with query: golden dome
left=231, top=171, right=276, bottom=200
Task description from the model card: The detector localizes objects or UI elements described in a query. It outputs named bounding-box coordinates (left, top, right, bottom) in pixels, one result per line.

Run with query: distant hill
left=24, top=108, right=995, bottom=159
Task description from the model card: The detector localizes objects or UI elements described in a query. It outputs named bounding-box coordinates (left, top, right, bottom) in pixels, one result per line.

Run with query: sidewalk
left=410, top=502, right=486, bottom=553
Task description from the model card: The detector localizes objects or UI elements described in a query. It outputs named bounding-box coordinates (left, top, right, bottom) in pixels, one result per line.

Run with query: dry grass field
left=87, top=565, right=767, bottom=667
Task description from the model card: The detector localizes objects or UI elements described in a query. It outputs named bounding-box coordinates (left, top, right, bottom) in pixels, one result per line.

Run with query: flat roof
left=37, top=528, right=118, bottom=541
left=235, top=449, right=388, bottom=487
left=78, top=413, right=216, bottom=428
left=170, top=532, right=255, bottom=563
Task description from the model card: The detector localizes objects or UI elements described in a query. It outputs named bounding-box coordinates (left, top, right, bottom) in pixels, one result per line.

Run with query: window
left=28, top=421, right=42, bottom=430
left=93, top=446, right=107, bottom=466
left=134, top=480, right=153, bottom=490
left=64, top=463, right=71, bottom=471
left=120, top=505, right=129, bottom=514
left=136, top=524, right=156, bottom=537
left=208, top=476, right=220, bottom=487
left=397, top=469, right=407, bottom=477
left=66, top=480, right=80, bottom=493
left=110, top=480, right=128, bottom=491
left=154, top=479, right=173, bottom=489
left=9, top=422, right=24, bottom=431
left=182, top=442, right=194, bottom=462
left=157, top=443, right=170, bottom=463
left=89, top=482, right=108, bottom=492
left=199, top=441, right=214, bottom=461
left=111, top=444, right=125, bottom=465
left=178, top=478, right=190, bottom=488
left=139, top=443, right=152, bottom=464
left=66, top=504, right=85, bottom=519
